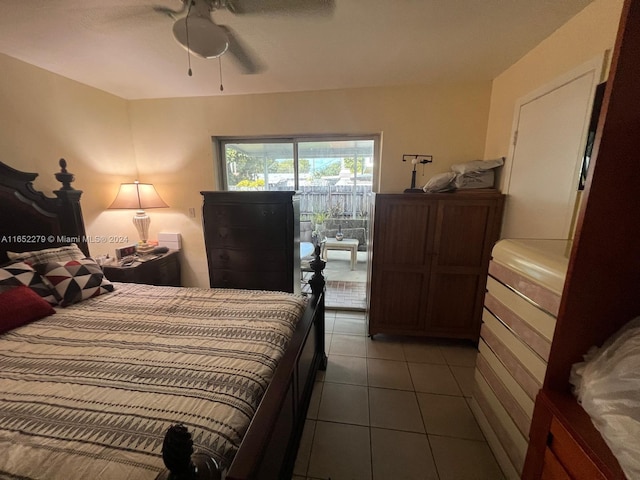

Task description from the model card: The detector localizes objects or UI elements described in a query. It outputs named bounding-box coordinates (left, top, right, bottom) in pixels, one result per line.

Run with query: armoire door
left=426, top=198, right=503, bottom=340
left=368, top=196, right=437, bottom=334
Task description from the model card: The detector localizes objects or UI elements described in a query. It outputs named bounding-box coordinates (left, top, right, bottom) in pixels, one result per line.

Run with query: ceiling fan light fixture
left=172, top=16, right=229, bottom=59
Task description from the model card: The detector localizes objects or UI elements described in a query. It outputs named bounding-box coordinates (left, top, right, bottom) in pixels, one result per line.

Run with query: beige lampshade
left=108, top=181, right=169, bottom=210
left=109, top=181, right=168, bottom=253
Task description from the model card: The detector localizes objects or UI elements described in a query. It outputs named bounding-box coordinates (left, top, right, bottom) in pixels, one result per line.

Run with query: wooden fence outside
left=293, top=185, right=372, bottom=219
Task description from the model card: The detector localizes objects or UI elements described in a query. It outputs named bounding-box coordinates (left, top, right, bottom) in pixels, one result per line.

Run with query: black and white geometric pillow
left=38, top=258, right=114, bottom=307
left=0, top=262, right=60, bottom=305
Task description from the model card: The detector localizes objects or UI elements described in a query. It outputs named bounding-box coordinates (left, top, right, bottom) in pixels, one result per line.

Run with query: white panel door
left=502, top=57, right=604, bottom=239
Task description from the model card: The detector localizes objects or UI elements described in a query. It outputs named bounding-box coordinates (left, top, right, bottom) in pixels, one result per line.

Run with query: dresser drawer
left=203, top=204, right=287, bottom=226
left=547, top=417, right=607, bottom=480
left=205, top=226, right=287, bottom=249
left=207, top=248, right=287, bottom=270
left=210, top=269, right=292, bottom=291
left=541, top=447, right=571, bottom=480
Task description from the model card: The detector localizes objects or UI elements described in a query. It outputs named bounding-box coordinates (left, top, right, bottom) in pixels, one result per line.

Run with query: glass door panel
left=219, top=136, right=376, bottom=310
left=224, top=141, right=294, bottom=191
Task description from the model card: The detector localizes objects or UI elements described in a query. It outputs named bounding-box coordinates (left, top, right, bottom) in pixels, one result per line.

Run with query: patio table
left=321, top=238, right=359, bottom=270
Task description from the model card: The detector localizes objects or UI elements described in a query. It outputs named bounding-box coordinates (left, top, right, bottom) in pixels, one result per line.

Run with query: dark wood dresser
left=367, top=190, right=504, bottom=341
left=201, top=191, right=300, bottom=293
left=102, top=250, right=181, bottom=286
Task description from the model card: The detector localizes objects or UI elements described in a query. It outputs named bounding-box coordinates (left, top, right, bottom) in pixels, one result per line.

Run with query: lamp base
left=136, top=242, right=155, bottom=255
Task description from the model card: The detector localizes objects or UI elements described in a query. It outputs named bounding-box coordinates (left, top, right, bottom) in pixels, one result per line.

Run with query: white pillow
left=450, top=157, right=504, bottom=174
left=422, top=172, right=456, bottom=193
left=454, top=170, right=495, bottom=189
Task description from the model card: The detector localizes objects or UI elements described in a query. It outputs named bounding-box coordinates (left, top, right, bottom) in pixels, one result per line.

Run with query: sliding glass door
left=218, top=136, right=376, bottom=219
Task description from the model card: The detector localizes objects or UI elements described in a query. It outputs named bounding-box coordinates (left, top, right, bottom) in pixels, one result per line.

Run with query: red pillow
left=0, top=285, right=56, bottom=334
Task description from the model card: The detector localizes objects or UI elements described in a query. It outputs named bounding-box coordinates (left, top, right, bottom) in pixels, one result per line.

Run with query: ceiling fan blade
left=218, top=24, right=265, bottom=74
left=224, top=0, right=335, bottom=16
left=152, top=3, right=187, bottom=20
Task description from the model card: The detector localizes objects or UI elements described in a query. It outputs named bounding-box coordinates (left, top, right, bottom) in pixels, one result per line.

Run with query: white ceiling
left=0, top=0, right=593, bottom=100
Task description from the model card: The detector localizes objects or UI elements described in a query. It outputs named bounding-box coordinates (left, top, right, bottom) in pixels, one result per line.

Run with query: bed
left=0, top=159, right=327, bottom=480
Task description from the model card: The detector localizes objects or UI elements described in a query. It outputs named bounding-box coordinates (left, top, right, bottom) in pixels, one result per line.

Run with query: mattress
left=472, top=239, right=571, bottom=478
left=0, top=283, right=306, bottom=480
left=490, top=239, right=572, bottom=296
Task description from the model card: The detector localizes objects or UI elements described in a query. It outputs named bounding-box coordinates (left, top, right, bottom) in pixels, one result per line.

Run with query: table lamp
left=109, top=181, right=168, bottom=254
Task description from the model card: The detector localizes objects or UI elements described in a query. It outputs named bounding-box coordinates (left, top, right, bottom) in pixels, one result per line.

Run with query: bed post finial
left=308, top=243, right=326, bottom=297
left=55, top=158, right=75, bottom=190
left=308, top=242, right=328, bottom=370
left=156, top=424, right=221, bottom=480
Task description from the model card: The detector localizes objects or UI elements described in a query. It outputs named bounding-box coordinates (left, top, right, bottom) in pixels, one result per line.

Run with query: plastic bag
left=570, top=316, right=640, bottom=479
left=422, top=172, right=456, bottom=193
left=450, top=157, right=504, bottom=174
left=454, top=170, right=495, bottom=189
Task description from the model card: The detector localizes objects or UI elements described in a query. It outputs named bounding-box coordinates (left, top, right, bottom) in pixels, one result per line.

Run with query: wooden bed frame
left=0, top=159, right=328, bottom=480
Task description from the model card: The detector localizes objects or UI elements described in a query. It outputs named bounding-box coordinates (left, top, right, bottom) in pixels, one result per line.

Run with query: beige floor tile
left=318, top=382, right=369, bottom=426
left=333, top=317, right=367, bottom=335
left=402, top=341, right=447, bottom=364
left=371, top=428, right=438, bottom=480
left=408, top=363, right=462, bottom=395
left=366, top=337, right=406, bottom=361
left=335, top=310, right=366, bottom=319
left=324, top=354, right=368, bottom=386
left=450, top=365, right=475, bottom=397
left=417, top=393, right=484, bottom=440
left=439, top=344, right=478, bottom=367
left=307, top=382, right=323, bottom=419
left=369, top=388, right=424, bottom=433
left=330, top=333, right=367, bottom=357
left=307, top=421, right=372, bottom=480
left=430, top=435, right=505, bottom=480
left=293, top=419, right=316, bottom=476
left=367, top=358, right=414, bottom=390
left=325, top=315, right=336, bottom=333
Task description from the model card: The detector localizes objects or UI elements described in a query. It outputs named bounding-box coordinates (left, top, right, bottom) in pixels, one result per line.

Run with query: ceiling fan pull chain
left=219, top=57, right=224, bottom=92
left=186, top=0, right=194, bottom=76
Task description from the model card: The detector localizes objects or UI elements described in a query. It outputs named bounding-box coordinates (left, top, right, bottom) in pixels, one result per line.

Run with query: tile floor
left=303, top=250, right=368, bottom=310
left=292, top=310, right=505, bottom=480
left=325, top=281, right=366, bottom=310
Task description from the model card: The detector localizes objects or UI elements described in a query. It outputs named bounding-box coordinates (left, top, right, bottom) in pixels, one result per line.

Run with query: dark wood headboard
left=0, top=159, right=89, bottom=264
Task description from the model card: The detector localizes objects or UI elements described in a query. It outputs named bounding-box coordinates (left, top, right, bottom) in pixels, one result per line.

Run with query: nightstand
left=102, top=250, right=181, bottom=286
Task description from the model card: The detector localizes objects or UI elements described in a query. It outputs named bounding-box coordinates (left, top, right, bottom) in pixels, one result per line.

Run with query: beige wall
left=0, top=50, right=491, bottom=287
left=483, top=0, right=624, bottom=185
left=128, top=83, right=492, bottom=287
left=0, top=52, right=138, bottom=257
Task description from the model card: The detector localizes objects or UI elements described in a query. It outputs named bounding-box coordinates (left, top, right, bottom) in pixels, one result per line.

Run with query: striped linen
left=0, top=283, right=306, bottom=480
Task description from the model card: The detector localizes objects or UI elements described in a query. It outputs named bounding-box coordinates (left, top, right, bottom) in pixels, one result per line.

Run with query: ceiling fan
left=156, top=0, right=336, bottom=74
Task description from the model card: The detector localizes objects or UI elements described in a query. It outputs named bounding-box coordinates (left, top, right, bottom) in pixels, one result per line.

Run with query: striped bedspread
left=0, top=283, right=306, bottom=480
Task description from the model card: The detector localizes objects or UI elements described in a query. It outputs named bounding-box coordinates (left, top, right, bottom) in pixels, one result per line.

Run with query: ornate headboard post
left=53, top=159, right=89, bottom=257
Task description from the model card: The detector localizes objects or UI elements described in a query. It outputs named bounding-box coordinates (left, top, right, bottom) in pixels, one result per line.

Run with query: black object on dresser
left=102, top=250, right=181, bottom=286
left=201, top=191, right=301, bottom=294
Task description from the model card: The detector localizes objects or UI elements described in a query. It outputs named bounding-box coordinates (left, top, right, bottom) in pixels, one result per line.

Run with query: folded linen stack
left=422, top=157, right=504, bottom=193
